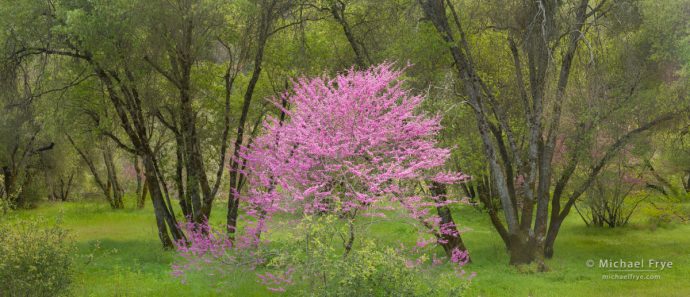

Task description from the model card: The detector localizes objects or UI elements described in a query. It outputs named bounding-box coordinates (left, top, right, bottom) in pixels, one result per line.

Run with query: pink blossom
left=238, top=63, right=469, bottom=248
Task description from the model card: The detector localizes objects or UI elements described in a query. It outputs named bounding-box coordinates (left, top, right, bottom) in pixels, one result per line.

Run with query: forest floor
left=8, top=198, right=690, bottom=297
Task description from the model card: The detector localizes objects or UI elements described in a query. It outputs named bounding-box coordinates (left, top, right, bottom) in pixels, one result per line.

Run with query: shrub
left=172, top=215, right=472, bottom=296
left=576, top=162, right=648, bottom=228
left=272, top=215, right=472, bottom=296
left=0, top=217, right=75, bottom=296
left=305, top=242, right=459, bottom=297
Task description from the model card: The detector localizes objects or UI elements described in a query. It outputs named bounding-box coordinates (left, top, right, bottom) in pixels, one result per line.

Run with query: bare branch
left=560, top=111, right=686, bottom=220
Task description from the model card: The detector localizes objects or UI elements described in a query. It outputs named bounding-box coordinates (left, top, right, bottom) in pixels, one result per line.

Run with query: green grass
left=5, top=198, right=690, bottom=296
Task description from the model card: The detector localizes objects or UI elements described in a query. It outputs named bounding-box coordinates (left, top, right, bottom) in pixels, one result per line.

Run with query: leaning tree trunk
left=329, top=1, right=369, bottom=68
left=141, top=154, right=185, bottom=248
left=430, top=182, right=469, bottom=258
left=103, top=147, right=124, bottom=209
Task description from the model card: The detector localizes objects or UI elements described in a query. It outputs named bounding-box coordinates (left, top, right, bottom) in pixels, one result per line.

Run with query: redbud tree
left=239, top=63, right=470, bottom=256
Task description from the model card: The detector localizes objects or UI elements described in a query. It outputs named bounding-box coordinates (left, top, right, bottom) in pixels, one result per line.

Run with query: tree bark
left=103, top=146, right=124, bottom=209
left=133, top=156, right=146, bottom=208
left=142, top=155, right=182, bottom=248
left=430, top=182, right=469, bottom=257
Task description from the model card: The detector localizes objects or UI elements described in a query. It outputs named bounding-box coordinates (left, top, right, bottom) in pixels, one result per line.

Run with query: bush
left=273, top=215, right=471, bottom=296
left=305, top=242, right=466, bottom=297
left=172, top=215, right=472, bottom=296
left=0, top=217, right=75, bottom=296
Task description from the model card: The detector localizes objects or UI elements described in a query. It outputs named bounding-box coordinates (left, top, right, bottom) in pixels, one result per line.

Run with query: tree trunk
left=56, top=172, right=74, bottom=202
left=227, top=65, right=263, bottom=235
left=330, top=1, right=369, bottom=68
left=135, top=156, right=142, bottom=198
left=103, top=147, right=124, bottom=209
left=430, top=182, right=469, bottom=258
left=15, top=172, right=32, bottom=207
left=543, top=219, right=562, bottom=259
left=139, top=179, right=148, bottom=209
left=227, top=8, right=272, bottom=235
left=343, top=218, right=355, bottom=257
left=180, top=92, right=205, bottom=223
left=165, top=128, right=189, bottom=218
left=508, top=233, right=542, bottom=266
left=143, top=0, right=229, bottom=223
left=141, top=155, right=185, bottom=248
left=134, top=156, right=146, bottom=208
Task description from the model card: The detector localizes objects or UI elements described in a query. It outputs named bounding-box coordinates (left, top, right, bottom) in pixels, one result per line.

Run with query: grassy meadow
left=6, top=197, right=689, bottom=297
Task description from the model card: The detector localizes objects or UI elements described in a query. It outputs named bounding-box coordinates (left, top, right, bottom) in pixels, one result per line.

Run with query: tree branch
left=559, top=111, right=685, bottom=220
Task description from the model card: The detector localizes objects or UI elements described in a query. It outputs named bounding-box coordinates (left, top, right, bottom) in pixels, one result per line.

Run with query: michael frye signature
left=586, top=258, right=673, bottom=271
left=586, top=258, right=672, bottom=281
